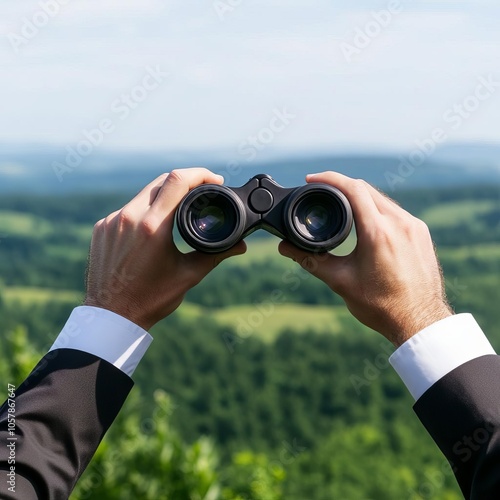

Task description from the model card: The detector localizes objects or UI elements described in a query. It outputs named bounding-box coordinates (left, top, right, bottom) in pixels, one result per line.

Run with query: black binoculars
left=176, top=174, right=353, bottom=253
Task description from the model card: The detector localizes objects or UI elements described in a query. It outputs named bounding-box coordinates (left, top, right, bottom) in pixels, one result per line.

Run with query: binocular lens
left=292, top=193, right=344, bottom=242
left=177, top=186, right=247, bottom=252
left=189, top=194, right=239, bottom=241
left=304, top=206, right=330, bottom=233
left=195, top=206, right=226, bottom=235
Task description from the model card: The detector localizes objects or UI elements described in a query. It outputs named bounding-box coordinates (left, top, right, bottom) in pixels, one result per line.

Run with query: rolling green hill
left=0, top=187, right=497, bottom=344
left=0, top=184, right=498, bottom=500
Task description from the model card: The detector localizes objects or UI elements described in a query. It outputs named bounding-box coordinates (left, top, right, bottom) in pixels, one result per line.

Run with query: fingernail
left=306, top=173, right=318, bottom=180
left=216, top=174, right=225, bottom=182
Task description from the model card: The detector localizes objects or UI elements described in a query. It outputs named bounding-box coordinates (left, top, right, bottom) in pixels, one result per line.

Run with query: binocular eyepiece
left=176, top=174, right=353, bottom=253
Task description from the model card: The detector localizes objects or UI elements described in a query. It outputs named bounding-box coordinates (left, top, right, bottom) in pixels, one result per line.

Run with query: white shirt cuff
left=49, top=306, right=153, bottom=377
left=389, top=313, right=496, bottom=401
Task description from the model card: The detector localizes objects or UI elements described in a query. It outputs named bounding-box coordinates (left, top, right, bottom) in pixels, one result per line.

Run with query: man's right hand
left=279, top=171, right=453, bottom=347
left=84, top=168, right=246, bottom=331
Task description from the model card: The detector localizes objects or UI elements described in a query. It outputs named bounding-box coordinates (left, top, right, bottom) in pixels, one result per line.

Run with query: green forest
left=0, top=184, right=498, bottom=499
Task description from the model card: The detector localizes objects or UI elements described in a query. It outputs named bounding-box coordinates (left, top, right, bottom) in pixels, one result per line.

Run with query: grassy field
left=221, top=231, right=358, bottom=266
left=0, top=210, right=92, bottom=262
left=175, top=302, right=354, bottom=341
left=0, top=210, right=54, bottom=237
left=438, top=243, right=500, bottom=261
left=3, top=286, right=83, bottom=306
left=420, top=200, right=497, bottom=227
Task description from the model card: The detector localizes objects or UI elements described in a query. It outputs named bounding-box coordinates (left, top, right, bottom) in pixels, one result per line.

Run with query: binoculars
left=176, top=174, right=353, bottom=253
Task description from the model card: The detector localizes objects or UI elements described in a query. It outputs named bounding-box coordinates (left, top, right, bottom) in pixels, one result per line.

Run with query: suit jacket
left=1, top=350, right=500, bottom=499
left=0, top=348, right=132, bottom=500
left=415, top=354, right=500, bottom=499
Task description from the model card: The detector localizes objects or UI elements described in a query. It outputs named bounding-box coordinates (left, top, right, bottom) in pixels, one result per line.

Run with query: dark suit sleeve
left=414, top=354, right=500, bottom=499
left=0, top=348, right=133, bottom=500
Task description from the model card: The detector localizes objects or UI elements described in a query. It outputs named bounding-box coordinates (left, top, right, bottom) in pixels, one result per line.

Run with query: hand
left=84, top=168, right=246, bottom=330
left=279, top=171, right=452, bottom=347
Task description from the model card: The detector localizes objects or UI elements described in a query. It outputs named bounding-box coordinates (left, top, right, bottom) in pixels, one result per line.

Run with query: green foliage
left=221, top=452, right=285, bottom=500
left=73, top=391, right=221, bottom=500
left=285, top=422, right=462, bottom=499
left=0, top=184, right=498, bottom=498
left=137, top=315, right=422, bottom=463
left=0, top=325, right=41, bottom=384
left=72, top=389, right=286, bottom=500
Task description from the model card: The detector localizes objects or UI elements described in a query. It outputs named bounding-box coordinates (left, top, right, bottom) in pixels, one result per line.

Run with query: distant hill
left=432, top=142, right=500, bottom=169
left=0, top=143, right=498, bottom=194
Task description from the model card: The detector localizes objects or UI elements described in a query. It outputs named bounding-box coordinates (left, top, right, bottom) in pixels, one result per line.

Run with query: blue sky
left=1, top=0, right=499, bottom=153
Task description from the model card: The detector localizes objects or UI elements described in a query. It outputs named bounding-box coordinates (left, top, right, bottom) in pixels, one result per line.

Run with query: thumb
left=278, top=240, right=348, bottom=288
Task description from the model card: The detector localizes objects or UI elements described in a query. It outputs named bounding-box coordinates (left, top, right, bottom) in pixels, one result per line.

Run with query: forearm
left=414, top=355, right=500, bottom=498
left=389, top=314, right=499, bottom=498
left=0, top=305, right=154, bottom=498
left=0, top=349, right=133, bottom=499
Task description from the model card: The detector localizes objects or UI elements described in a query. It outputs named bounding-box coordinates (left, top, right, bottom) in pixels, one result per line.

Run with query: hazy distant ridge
left=0, top=143, right=498, bottom=194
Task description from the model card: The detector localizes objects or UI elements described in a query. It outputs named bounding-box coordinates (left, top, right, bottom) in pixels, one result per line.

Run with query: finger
left=154, top=168, right=224, bottom=211
left=360, top=181, right=403, bottom=215
left=123, top=173, right=170, bottom=212
left=278, top=240, right=349, bottom=291
left=306, top=171, right=381, bottom=241
left=306, top=171, right=379, bottom=220
left=149, top=168, right=224, bottom=227
left=96, top=175, right=169, bottom=229
left=183, top=240, right=248, bottom=283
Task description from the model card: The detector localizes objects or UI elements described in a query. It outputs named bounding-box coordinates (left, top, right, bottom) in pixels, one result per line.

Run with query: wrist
left=83, top=296, right=154, bottom=331
left=391, top=304, right=454, bottom=347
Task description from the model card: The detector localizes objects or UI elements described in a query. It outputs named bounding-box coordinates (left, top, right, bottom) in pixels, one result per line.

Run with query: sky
left=1, top=0, right=499, bottom=154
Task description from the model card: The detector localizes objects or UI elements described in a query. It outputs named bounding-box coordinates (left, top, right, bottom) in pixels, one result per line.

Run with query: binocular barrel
left=176, top=174, right=353, bottom=253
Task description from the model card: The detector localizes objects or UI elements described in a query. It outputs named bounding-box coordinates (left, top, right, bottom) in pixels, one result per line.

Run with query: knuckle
left=401, top=216, right=428, bottom=236
left=399, top=218, right=414, bottom=235
left=93, top=218, right=105, bottom=231
left=139, top=216, right=157, bottom=236
left=167, top=169, right=185, bottom=185
left=415, top=217, right=430, bottom=232
left=300, top=255, right=317, bottom=272
left=351, top=178, right=369, bottom=196
left=117, top=209, right=135, bottom=227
